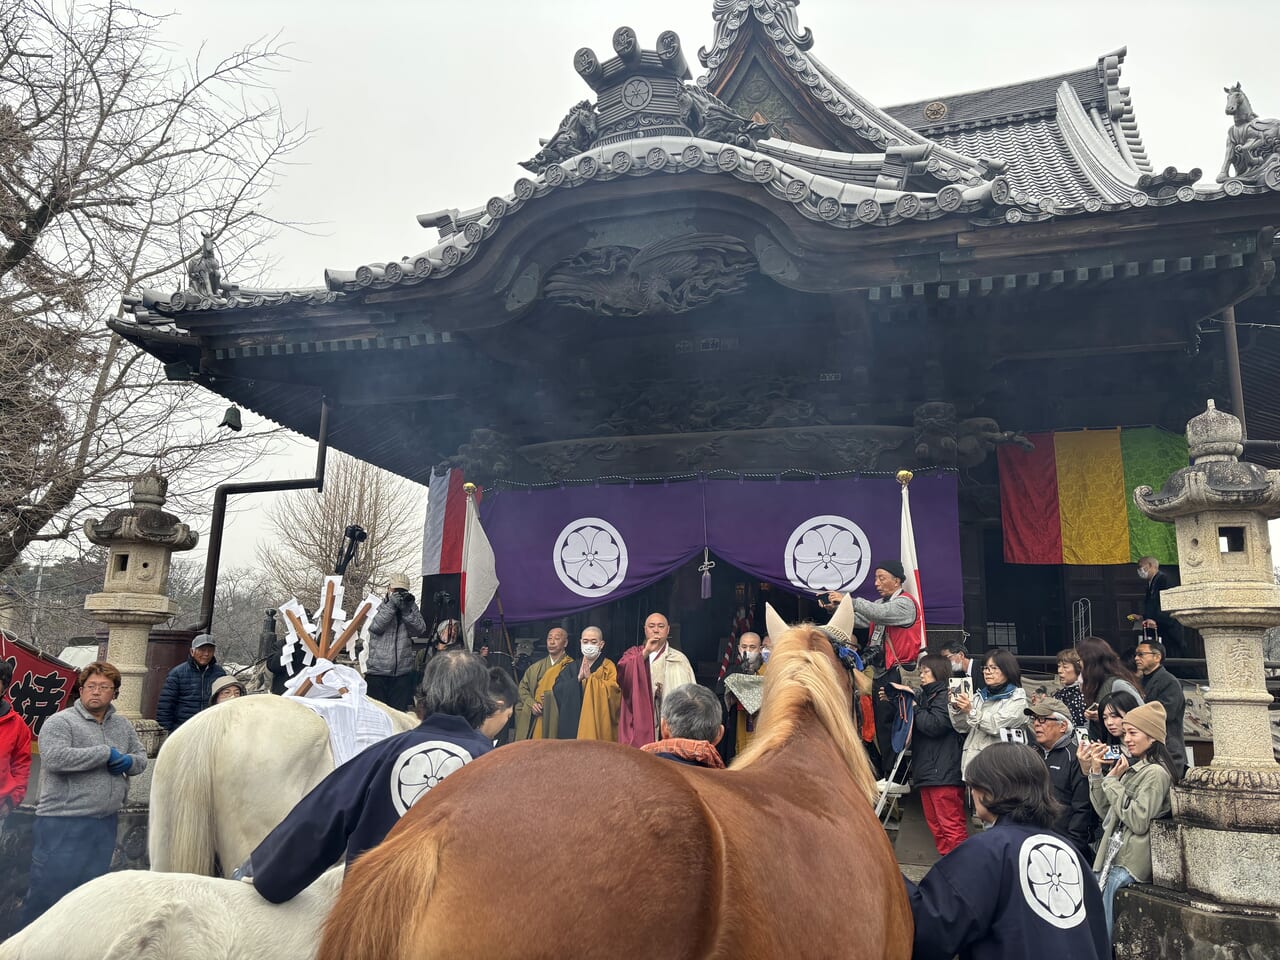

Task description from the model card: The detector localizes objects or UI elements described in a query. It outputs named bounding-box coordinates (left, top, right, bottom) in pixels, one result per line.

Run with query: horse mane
left=731, top=625, right=879, bottom=805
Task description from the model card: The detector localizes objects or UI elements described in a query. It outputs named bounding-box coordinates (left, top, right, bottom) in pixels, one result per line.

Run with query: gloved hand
left=106, top=749, right=133, bottom=775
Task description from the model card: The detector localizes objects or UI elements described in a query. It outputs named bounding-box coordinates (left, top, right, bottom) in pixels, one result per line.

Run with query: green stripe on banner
left=1121, top=427, right=1187, bottom=564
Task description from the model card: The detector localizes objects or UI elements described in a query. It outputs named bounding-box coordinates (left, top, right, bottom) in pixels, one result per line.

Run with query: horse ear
left=765, top=603, right=788, bottom=643
left=825, top=594, right=856, bottom=641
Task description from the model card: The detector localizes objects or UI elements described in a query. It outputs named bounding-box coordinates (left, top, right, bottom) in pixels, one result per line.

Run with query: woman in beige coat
left=1081, top=699, right=1176, bottom=934
left=949, top=650, right=1030, bottom=776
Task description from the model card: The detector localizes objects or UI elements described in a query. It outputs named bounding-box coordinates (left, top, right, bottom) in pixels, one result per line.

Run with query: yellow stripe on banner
left=1054, top=430, right=1131, bottom=565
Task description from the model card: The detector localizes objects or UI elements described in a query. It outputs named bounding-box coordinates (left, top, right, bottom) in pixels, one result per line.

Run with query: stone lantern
left=83, top=472, right=198, bottom=729
left=1124, top=400, right=1280, bottom=956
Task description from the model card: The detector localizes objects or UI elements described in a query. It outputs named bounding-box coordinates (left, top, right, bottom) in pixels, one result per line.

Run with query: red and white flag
left=460, top=486, right=498, bottom=649
left=900, top=479, right=926, bottom=651
left=421, top=469, right=466, bottom=576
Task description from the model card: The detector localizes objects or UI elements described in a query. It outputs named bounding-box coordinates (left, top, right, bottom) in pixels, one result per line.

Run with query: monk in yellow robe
left=553, top=626, right=621, bottom=741
left=514, top=628, right=574, bottom=740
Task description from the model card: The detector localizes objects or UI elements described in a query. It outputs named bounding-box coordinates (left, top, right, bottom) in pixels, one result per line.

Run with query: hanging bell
left=218, top=405, right=243, bottom=432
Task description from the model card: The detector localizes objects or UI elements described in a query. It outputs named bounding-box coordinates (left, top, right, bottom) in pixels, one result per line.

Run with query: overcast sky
left=159, top=0, right=1276, bottom=569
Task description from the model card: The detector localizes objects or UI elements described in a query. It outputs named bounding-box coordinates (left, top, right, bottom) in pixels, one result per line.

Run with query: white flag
left=460, top=489, right=498, bottom=650
left=900, top=480, right=926, bottom=648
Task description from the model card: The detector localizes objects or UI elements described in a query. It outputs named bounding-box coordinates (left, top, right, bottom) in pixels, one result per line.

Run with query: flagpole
left=461, top=482, right=475, bottom=649
left=896, top=469, right=926, bottom=656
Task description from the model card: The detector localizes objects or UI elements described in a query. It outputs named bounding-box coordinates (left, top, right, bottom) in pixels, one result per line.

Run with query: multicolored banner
left=478, top=474, right=963, bottom=624
left=1, top=630, right=79, bottom=737
left=998, top=428, right=1187, bottom=565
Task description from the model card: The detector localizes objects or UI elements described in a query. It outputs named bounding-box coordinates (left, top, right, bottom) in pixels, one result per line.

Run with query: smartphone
left=1074, top=729, right=1090, bottom=748
left=1102, top=745, right=1123, bottom=762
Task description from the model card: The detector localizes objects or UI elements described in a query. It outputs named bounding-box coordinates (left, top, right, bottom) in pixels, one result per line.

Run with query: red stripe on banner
left=439, top=470, right=467, bottom=573
left=998, top=433, right=1063, bottom=564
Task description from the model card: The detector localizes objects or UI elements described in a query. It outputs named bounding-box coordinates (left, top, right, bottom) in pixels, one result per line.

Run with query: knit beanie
left=875, top=559, right=905, bottom=583
left=1122, top=700, right=1167, bottom=743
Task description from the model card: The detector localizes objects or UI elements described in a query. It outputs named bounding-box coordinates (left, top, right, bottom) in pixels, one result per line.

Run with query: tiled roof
left=888, top=67, right=1103, bottom=133
left=885, top=48, right=1155, bottom=207
left=119, top=126, right=1280, bottom=329
left=697, top=0, right=992, bottom=185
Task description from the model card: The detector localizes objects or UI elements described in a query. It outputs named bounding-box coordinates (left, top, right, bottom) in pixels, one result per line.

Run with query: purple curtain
left=479, top=474, right=963, bottom=624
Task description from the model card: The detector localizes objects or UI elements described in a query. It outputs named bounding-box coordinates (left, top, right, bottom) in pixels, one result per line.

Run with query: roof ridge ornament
left=698, top=0, right=813, bottom=69
left=521, top=27, right=773, bottom=175
left=1217, top=83, right=1280, bottom=185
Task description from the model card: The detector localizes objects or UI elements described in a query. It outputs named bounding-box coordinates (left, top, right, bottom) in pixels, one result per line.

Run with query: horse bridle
left=817, top=626, right=862, bottom=673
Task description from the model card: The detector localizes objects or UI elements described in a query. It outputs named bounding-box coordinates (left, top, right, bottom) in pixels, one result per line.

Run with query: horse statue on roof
left=1216, top=83, right=1280, bottom=184
left=315, top=599, right=912, bottom=960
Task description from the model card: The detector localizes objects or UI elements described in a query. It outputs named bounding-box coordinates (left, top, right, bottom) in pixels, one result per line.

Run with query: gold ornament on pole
left=896, top=470, right=914, bottom=486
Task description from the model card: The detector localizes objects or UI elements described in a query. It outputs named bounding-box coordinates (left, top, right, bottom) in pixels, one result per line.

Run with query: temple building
left=116, top=0, right=1280, bottom=664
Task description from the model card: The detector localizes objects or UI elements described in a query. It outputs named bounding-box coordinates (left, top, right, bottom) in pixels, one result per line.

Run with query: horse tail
left=147, top=712, right=222, bottom=875
left=316, top=826, right=440, bottom=960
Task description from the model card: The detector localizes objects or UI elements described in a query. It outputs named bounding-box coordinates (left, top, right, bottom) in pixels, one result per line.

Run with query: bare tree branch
left=0, top=0, right=308, bottom=573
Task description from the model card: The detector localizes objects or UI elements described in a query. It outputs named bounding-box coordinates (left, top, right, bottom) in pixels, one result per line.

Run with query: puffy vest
left=868, top=590, right=924, bottom=668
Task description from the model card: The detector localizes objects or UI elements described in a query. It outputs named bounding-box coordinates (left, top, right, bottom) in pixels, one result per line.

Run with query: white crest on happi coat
left=764, top=593, right=855, bottom=645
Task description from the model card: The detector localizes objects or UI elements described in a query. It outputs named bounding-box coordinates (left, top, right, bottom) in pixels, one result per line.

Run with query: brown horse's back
left=319, top=740, right=728, bottom=960
left=319, top=734, right=911, bottom=960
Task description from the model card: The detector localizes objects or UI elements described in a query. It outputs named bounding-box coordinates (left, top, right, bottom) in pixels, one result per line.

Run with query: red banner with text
left=1, top=630, right=78, bottom=737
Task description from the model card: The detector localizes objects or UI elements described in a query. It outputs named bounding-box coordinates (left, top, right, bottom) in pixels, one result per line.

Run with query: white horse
left=0, top=868, right=340, bottom=960
left=149, top=694, right=418, bottom=876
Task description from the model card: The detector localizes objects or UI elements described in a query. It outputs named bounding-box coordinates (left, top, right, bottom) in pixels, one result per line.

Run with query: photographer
left=365, top=573, right=428, bottom=711
left=1081, top=700, right=1175, bottom=934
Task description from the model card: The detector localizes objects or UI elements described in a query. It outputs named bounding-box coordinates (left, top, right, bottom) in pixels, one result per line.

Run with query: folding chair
left=875, top=690, right=915, bottom=826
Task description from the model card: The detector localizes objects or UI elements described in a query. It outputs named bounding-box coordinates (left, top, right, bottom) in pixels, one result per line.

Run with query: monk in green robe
left=514, top=627, right=575, bottom=740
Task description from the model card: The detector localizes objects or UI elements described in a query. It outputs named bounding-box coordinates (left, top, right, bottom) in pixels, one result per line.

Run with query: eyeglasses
left=82, top=682, right=115, bottom=693
left=1134, top=651, right=1157, bottom=659
left=981, top=665, right=1002, bottom=673
left=1030, top=716, right=1064, bottom=725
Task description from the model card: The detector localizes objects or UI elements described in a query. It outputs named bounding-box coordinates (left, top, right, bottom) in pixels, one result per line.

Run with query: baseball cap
left=1024, top=697, right=1070, bottom=723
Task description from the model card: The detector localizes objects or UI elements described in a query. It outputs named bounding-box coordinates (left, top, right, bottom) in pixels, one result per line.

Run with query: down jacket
left=365, top=595, right=427, bottom=677
left=911, top=679, right=963, bottom=788
left=950, top=683, right=1029, bottom=776
left=156, top=656, right=227, bottom=732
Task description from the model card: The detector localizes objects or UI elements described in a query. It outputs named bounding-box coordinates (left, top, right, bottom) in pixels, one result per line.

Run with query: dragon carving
left=544, top=232, right=757, bottom=317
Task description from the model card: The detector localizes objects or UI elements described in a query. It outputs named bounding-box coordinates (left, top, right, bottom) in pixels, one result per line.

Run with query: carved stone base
left=1114, top=881, right=1280, bottom=960
left=129, top=717, right=167, bottom=759
left=1173, top=766, right=1280, bottom=830
left=1152, top=815, right=1280, bottom=911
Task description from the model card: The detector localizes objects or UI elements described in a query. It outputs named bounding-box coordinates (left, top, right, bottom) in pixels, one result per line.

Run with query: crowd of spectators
left=7, top=556, right=1194, bottom=957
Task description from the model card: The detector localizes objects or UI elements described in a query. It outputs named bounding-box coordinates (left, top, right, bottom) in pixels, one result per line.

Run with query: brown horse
left=317, top=625, right=912, bottom=960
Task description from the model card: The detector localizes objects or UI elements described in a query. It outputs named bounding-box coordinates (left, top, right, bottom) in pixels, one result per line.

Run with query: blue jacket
left=250, top=713, right=493, bottom=903
left=906, top=819, right=1109, bottom=960
left=156, top=656, right=227, bottom=732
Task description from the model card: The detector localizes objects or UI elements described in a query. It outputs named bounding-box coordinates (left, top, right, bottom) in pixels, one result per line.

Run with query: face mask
left=740, top=650, right=759, bottom=664
left=760, top=648, right=771, bottom=663
left=951, top=660, right=965, bottom=674
left=1137, top=567, right=1150, bottom=580
left=580, top=643, right=601, bottom=660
